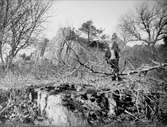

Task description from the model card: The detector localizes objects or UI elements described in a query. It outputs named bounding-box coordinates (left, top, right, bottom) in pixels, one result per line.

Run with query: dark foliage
left=0, top=87, right=38, bottom=123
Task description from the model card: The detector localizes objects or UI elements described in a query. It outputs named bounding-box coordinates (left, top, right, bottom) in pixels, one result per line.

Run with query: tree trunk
left=0, top=31, right=5, bottom=71
left=5, top=55, right=14, bottom=71
left=88, top=31, right=90, bottom=43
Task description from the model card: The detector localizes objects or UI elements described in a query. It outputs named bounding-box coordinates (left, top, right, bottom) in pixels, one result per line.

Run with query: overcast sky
left=42, top=0, right=145, bottom=39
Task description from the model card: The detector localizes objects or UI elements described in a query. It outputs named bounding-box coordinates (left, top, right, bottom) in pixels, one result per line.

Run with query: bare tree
left=119, top=1, right=167, bottom=46
left=0, top=0, right=52, bottom=70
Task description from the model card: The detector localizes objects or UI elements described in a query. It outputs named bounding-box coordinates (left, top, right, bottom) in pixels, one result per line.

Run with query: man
left=105, top=33, right=120, bottom=80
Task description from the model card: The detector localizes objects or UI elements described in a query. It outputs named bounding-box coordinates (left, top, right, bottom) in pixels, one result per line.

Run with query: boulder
left=36, top=86, right=89, bottom=127
left=107, top=94, right=117, bottom=116
left=37, top=89, right=48, bottom=116
left=45, top=94, right=88, bottom=126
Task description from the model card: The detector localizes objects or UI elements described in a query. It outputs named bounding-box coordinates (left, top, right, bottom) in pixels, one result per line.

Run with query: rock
left=107, top=94, right=116, bottom=116
left=37, top=89, right=48, bottom=116
left=37, top=88, right=89, bottom=127
left=46, top=94, right=88, bottom=126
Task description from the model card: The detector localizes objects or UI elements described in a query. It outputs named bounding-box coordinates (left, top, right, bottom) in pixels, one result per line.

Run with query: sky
left=42, top=0, right=145, bottom=40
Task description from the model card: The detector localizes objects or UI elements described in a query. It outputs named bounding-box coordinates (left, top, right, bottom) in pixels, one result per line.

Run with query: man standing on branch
left=105, top=33, right=120, bottom=80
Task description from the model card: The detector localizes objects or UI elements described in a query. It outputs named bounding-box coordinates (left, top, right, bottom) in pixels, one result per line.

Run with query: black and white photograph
left=0, top=0, right=167, bottom=126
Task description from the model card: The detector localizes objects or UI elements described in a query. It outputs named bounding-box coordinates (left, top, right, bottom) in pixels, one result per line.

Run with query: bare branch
left=121, top=63, right=167, bottom=76
left=119, top=1, right=167, bottom=46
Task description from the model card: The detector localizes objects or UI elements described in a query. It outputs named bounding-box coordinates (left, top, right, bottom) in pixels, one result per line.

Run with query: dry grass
left=0, top=72, right=35, bottom=89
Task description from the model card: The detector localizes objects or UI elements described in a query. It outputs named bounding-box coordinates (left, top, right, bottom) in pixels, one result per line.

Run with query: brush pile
left=0, top=87, right=38, bottom=123
left=0, top=80, right=166, bottom=126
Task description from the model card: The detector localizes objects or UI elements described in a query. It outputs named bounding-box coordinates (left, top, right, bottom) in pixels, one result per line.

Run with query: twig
left=0, top=100, right=12, bottom=115
left=124, top=109, right=139, bottom=120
